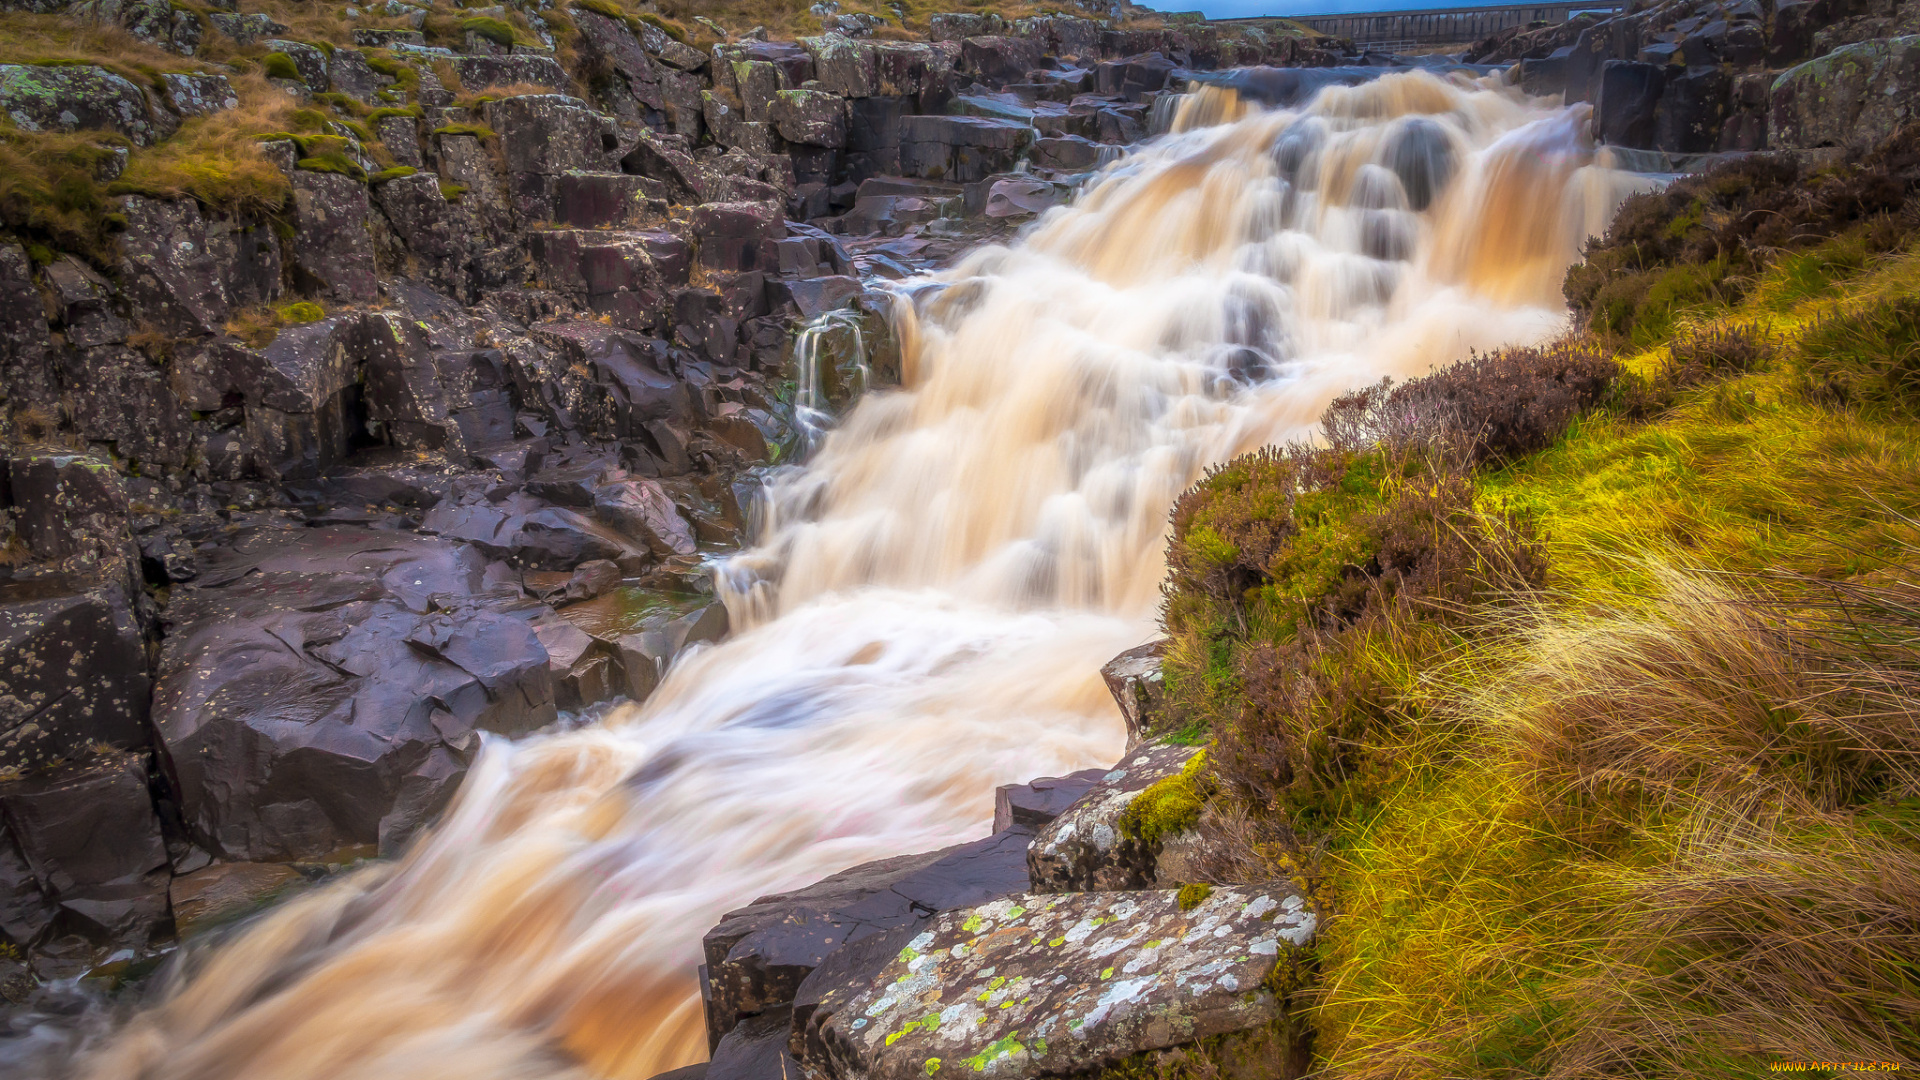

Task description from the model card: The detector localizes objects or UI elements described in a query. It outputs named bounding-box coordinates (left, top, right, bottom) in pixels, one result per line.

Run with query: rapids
left=55, top=70, right=1650, bottom=1080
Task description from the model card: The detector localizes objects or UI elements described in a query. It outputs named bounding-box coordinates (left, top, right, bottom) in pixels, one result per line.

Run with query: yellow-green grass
left=1298, top=236, right=1920, bottom=1078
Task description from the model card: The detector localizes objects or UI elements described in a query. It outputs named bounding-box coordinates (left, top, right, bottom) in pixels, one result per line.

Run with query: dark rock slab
left=709, top=1005, right=804, bottom=1080
left=770, top=89, right=848, bottom=148
left=153, top=525, right=559, bottom=862
left=452, top=55, right=570, bottom=92
left=0, top=573, right=150, bottom=775
left=898, top=116, right=1034, bottom=183
left=0, top=751, right=170, bottom=950
left=993, top=770, right=1106, bottom=834
left=1027, top=740, right=1198, bottom=894
left=6, top=448, right=134, bottom=574
left=702, top=827, right=1035, bottom=1049
left=1593, top=58, right=1665, bottom=149
left=118, top=195, right=281, bottom=338
left=794, top=887, right=1317, bottom=1080
left=290, top=170, right=379, bottom=303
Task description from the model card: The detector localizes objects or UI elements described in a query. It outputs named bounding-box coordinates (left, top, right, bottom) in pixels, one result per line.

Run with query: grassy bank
left=1151, top=128, right=1920, bottom=1078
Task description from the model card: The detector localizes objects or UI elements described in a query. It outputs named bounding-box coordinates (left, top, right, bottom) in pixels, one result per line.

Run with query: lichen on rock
left=794, top=887, right=1317, bottom=1080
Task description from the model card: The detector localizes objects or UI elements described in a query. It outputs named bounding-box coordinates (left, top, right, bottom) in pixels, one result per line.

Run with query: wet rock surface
left=703, top=827, right=1036, bottom=1047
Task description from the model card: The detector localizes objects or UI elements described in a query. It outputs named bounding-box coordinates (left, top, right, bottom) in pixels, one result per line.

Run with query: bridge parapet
left=1223, top=1, right=1626, bottom=48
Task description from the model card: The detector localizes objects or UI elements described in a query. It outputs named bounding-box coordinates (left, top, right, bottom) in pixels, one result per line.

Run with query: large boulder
left=117, top=196, right=282, bottom=338
left=1027, top=740, right=1200, bottom=894
left=1771, top=35, right=1920, bottom=151
left=793, top=887, right=1318, bottom=1080
left=1593, top=59, right=1665, bottom=149
left=803, top=33, right=877, bottom=98
left=0, top=751, right=170, bottom=952
left=702, top=827, right=1035, bottom=1048
left=0, top=64, right=166, bottom=145
left=152, top=525, right=560, bottom=862
left=692, top=201, right=787, bottom=275
left=487, top=94, right=607, bottom=171
left=63, top=345, right=193, bottom=468
left=960, top=35, right=1043, bottom=86
left=161, top=73, right=238, bottom=116
left=525, top=321, right=701, bottom=441
left=6, top=447, right=137, bottom=578
left=0, top=572, right=150, bottom=777
left=899, top=115, right=1034, bottom=182
left=451, top=54, right=570, bottom=92
left=234, top=318, right=361, bottom=479
left=770, top=89, right=848, bottom=148
left=1653, top=64, right=1731, bottom=153
left=289, top=170, right=379, bottom=303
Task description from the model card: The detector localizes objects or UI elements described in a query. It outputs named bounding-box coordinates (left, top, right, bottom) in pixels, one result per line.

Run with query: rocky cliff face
left=1472, top=0, right=1920, bottom=156
left=0, top=0, right=1336, bottom=994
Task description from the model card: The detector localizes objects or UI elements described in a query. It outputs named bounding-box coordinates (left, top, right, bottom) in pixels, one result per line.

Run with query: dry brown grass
left=1480, top=565, right=1920, bottom=842
left=114, top=68, right=296, bottom=213
left=1550, top=824, right=1920, bottom=1078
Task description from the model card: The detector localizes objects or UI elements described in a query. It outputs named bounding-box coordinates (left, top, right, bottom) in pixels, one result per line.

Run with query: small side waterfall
left=790, top=306, right=873, bottom=450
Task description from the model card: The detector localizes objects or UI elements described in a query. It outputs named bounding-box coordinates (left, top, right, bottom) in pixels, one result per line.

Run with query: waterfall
left=67, top=69, right=1652, bottom=1080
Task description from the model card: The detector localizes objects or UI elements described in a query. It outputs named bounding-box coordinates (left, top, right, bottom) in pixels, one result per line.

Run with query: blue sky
left=1136, top=0, right=1474, bottom=16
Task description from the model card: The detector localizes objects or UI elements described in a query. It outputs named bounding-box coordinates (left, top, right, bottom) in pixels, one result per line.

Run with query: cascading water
left=53, top=69, right=1651, bottom=1080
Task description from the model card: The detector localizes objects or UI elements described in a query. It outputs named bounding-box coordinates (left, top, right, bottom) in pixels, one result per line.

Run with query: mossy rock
left=294, top=153, right=367, bottom=180
left=261, top=52, right=302, bottom=80
left=460, top=16, right=518, bottom=46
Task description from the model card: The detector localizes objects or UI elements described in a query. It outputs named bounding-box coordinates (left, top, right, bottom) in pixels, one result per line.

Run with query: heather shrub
left=1565, top=122, right=1920, bottom=342
left=1163, top=373, right=1550, bottom=844
left=1620, top=322, right=1779, bottom=417
left=1324, top=340, right=1618, bottom=465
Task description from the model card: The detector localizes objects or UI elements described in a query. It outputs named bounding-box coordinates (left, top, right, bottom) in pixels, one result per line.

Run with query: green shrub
left=367, top=106, right=422, bottom=123
left=287, top=108, right=328, bottom=132
left=431, top=123, right=494, bottom=140
left=277, top=301, right=325, bottom=323
left=261, top=51, right=301, bottom=80
left=438, top=181, right=466, bottom=201
left=368, top=165, right=417, bottom=183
